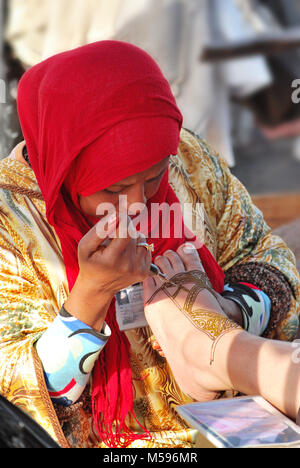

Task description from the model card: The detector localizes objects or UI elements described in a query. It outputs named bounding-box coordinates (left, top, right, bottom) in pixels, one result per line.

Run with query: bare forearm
left=215, top=332, right=300, bottom=420
left=147, top=299, right=300, bottom=420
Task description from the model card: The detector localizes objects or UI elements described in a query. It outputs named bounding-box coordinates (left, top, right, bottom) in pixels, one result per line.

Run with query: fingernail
left=183, top=243, right=196, bottom=253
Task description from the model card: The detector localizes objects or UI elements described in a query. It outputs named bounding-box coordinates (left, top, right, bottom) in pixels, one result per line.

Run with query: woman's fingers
left=153, top=243, right=203, bottom=278
left=79, top=212, right=117, bottom=258
left=163, top=250, right=185, bottom=272
left=135, top=233, right=155, bottom=277
left=154, top=254, right=173, bottom=277
left=107, top=213, right=135, bottom=253
left=107, top=215, right=147, bottom=264
left=177, top=243, right=204, bottom=271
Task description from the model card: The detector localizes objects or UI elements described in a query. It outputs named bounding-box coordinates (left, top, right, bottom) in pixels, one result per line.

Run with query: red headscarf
left=17, top=41, right=224, bottom=447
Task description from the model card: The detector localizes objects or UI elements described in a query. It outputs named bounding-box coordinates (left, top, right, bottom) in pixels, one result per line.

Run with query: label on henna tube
left=115, top=283, right=147, bottom=331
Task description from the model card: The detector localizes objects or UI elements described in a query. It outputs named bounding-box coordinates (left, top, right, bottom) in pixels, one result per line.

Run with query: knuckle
left=164, top=249, right=177, bottom=258
left=154, top=256, right=166, bottom=267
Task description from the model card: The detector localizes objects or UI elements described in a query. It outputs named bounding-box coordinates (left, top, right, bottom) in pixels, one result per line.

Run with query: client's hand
left=145, top=243, right=226, bottom=318
left=145, top=243, right=226, bottom=354
left=143, top=243, right=242, bottom=401
left=145, top=245, right=300, bottom=419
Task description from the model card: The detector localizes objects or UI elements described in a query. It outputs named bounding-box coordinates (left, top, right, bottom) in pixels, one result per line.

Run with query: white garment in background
left=212, top=0, right=272, bottom=98
left=4, top=0, right=272, bottom=166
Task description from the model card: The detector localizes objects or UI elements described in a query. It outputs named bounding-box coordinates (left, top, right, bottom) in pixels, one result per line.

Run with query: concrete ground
left=232, top=130, right=300, bottom=196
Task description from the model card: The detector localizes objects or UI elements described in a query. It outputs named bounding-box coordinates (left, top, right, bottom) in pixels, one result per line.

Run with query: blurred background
left=0, top=0, right=299, bottom=268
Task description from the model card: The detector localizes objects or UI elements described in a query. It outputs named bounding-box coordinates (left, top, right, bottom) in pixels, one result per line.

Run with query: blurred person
left=0, top=41, right=298, bottom=448
left=227, top=0, right=300, bottom=156
left=4, top=0, right=274, bottom=167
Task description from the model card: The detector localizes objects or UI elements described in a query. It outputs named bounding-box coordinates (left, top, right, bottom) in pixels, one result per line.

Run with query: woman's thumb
left=79, top=213, right=117, bottom=256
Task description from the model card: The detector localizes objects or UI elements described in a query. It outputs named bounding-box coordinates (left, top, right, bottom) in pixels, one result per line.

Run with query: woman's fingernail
left=183, top=243, right=196, bottom=253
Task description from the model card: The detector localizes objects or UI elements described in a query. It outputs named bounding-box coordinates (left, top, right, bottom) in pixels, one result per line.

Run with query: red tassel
left=91, top=301, right=151, bottom=448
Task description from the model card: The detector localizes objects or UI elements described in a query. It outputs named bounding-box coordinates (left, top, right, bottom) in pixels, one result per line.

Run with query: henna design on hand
left=146, top=270, right=242, bottom=364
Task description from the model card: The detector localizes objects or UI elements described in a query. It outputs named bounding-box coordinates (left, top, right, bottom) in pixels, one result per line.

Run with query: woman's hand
left=64, top=213, right=152, bottom=331
left=146, top=243, right=227, bottom=358
left=77, top=212, right=152, bottom=296
left=146, top=243, right=226, bottom=358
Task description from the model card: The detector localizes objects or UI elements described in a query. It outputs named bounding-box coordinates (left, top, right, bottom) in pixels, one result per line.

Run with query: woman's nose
left=127, top=183, right=147, bottom=214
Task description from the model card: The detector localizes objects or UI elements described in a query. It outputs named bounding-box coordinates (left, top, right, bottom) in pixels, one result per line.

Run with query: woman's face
left=79, top=157, right=169, bottom=221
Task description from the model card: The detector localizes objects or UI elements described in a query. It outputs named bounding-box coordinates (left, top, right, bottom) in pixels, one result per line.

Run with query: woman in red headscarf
left=0, top=40, right=299, bottom=448
left=3, top=40, right=226, bottom=448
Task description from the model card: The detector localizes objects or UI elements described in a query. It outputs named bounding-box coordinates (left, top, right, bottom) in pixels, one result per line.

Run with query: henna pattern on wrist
left=146, top=270, right=242, bottom=364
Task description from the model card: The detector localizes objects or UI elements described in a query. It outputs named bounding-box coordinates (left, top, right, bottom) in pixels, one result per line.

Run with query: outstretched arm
left=144, top=244, right=300, bottom=421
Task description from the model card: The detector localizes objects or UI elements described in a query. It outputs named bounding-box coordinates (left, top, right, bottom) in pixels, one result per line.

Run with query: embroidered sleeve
left=224, top=262, right=294, bottom=338
left=35, top=307, right=111, bottom=407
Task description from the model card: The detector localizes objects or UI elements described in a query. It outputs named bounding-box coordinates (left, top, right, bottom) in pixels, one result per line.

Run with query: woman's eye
left=146, top=173, right=164, bottom=184
left=104, top=170, right=165, bottom=194
left=104, top=188, right=124, bottom=194
left=146, top=180, right=158, bottom=186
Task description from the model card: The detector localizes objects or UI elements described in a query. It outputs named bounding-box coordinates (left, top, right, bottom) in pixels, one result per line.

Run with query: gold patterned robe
left=0, top=129, right=299, bottom=448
